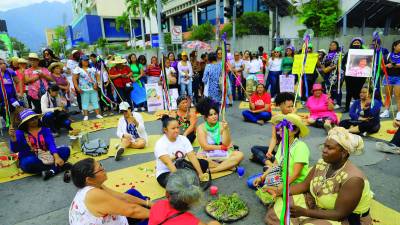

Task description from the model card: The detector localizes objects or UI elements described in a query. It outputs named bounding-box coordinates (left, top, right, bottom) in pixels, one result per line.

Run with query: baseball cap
left=119, top=102, right=130, bottom=111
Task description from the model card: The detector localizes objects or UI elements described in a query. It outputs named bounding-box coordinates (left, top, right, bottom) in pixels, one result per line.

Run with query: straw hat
left=271, top=113, right=309, bottom=138
left=28, top=53, right=40, bottom=60
left=110, top=56, right=127, bottom=64
left=18, top=109, right=41, bottom=129
left=17, top=58, right=28, bottom=64
left=181, top=51, right=188, bottom=56
left=48, top=62, right=64, bottom=72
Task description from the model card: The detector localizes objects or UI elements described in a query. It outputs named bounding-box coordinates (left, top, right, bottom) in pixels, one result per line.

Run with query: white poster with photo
left=279, top=74, right=295, bottom=93
left=168, top=88, right=179, bottom=110
left=345, top=49, right=374, bottom=77
left=145, top=83, right=164, bottom=112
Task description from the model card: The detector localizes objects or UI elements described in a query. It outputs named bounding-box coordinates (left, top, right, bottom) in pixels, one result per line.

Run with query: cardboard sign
left=279, top=75, right=295, bottom=93
left=345, top=49, right=374, bottom=78
left=145, top=83, right=164, bottom=112
left=292, top=53, right=319, bottom=75
left=168, top=88, right=179, bottom=110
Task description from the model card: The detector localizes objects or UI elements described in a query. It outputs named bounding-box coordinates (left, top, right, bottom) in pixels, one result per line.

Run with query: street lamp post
left=216, top=0, right=220, bottom=42
left=138, top=0, right=145, bottom=48
left=156, top=0, right=165, bottom=53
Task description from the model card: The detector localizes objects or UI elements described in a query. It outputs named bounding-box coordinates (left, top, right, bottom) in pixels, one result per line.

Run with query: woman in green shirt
left=281, top=45, right=295, bottom=75
left=247, top=113, right=310, bottom=190
left=128, top=53, right=146, bottom=112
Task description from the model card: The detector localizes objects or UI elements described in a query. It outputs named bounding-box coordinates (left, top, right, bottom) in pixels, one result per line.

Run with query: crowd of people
left=1, top=35, right=399, bottom=225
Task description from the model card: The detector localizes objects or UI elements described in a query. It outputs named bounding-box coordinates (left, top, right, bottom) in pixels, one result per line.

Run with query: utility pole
left=128, top=12, right=134, bottom=49
left=232, top=1, right=237, bottom=53
left=156, top=0, right=165, bottom=53
left=215, top=0, right=220, bottom=42
left=138, top=0, right=145, bottom=48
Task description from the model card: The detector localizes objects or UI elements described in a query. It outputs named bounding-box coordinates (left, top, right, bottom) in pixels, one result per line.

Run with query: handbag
left=37, top=149, right=55, bottom=165
left=38, top=79, right=47, bottom=99
left=175, top=157, right=212, bottom=190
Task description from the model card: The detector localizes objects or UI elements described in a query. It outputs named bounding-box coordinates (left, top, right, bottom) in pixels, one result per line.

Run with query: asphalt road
left=0, top=102, right=399, bottom=225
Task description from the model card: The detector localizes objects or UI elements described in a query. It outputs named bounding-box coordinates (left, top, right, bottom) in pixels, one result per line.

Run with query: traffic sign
left=171, top=26, right=183, bottom=44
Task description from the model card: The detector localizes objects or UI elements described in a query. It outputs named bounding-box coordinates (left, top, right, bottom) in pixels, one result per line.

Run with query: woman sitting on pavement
left=69, top=158, right=150, bottom=225
left=247, top=114, right=310, bottom=190
left=339, top=85, right=381, bottom=135
left=266, top=127, right=372, bottom=225
left=169, top=95, right=198, bottom=143
left=41, top=84, right=73, bottom=137
left=242, top=83, right=272, bottom=125
left=306, top=83, right=339, bottom=132
left=154, top=115, right=209, bottom=188
left=196, top=97, right=244, bottom=174
left=9, top=108, right=70, bottom=180
left=250, top=92, right=295, bottom=166
left=115, top=102, right=148, bottom=161
left=149, top=169, right=220, bottom=225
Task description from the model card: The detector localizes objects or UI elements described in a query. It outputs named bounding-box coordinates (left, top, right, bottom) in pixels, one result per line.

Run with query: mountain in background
left=0, top=1, right=73, bottom=51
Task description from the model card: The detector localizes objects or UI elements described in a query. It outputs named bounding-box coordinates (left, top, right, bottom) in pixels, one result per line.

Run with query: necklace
left=313, top=160, right=348, bottom=201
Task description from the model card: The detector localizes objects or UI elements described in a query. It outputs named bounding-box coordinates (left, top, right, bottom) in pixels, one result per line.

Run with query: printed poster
left=168, top=88, right=179, bottom=110
left=345, top=49, right=374, bottom=77
left=292, top=53, right=319, bottom=75
left=145, top=83, right=164, bottom=112
left=279, top=75, right=295, bottom=93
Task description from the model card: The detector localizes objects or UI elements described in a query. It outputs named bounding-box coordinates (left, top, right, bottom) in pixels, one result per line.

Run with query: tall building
left=67, top=0, right=157, bottom=47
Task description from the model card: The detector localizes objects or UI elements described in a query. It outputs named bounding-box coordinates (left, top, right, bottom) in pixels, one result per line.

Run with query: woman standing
left=281, top=45, right=295, bottom=75
left=340, top=85, right=381, bottom=134
left=217, top=48, right=233, bottom=106
left=128, top=53, right=146, bottom=112
left=69, top=158, right=150, bottom=225
left=266, top=127, right=372, bottom=225
left=168, top=52, right=178, bottom=72
left=138, top=55, right=148, bottom=84
left=230, top=51, right=245, bottom=101
left=178, top=52, right=193, bottom=100
left=196, top=98, right=244, bottom=174
left=154, top=115, right=209, bottom=188
left=108, top=56, right=133, bottom=106
left=242, top=84, right=272, bottom=125
left=73, top=55, right=103, bottom=121
left=242, top=50, right=252, bottom=100
left=146, top=56, right=162, bottom=84
left=190, top=51, right=202, bottom=104
left=343, top=38, right=367, bottom=112
left=15, top=58, right=28, bottom=98
left=39, top=48, right=59, bottom=69
left=9, top=108, right=70, bottom=180
left=202, top=53, right=222, bottom=105
left=48, top=62, right=70, bottom=104
left=164, top=58, right=178, bottom=89
left=322, top=41, right=342, bottom=109
left=381, top=40, right=400, bottom=118
left=265, top=48, right=283, bottom=99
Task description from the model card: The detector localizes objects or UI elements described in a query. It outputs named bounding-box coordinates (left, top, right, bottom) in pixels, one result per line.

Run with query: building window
left=173, top=11, right=193, bottom=32
left=243, top=0, right=268, bottom=12
left=197, top=0, right=224, bottom=26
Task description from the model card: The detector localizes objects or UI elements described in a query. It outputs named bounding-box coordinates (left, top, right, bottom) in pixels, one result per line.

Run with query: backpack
left=80, top=134, right=109, bottom=157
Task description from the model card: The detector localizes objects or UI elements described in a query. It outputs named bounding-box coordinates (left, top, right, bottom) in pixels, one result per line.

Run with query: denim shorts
left=383, top=76, right=400, bottom=86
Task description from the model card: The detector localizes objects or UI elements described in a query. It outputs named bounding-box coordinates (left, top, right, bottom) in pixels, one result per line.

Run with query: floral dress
left=266, top=159, right=373, bottom=225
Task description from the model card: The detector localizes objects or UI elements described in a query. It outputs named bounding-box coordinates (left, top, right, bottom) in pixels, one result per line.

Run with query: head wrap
left=327, top=127, right=364, bottom=155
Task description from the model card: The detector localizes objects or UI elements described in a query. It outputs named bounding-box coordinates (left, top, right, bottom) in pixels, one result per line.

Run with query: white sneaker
left=380, top=109, right=390, bottom=118
left=96, top=114, right=103, bottom=119
left=134, top=108, right=138, bottom=112
left=334, top=104, right=341, bottom=109
left=140, top=107, right=146, bottom=111
left=83, top=116, right=88, bottom=121
left=376, top=142, right=400, bottom=154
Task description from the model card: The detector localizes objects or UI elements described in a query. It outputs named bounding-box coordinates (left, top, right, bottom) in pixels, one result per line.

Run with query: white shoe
left=380, top=109, right=390, bottom=118
left=134, top=108, right=138, bottom=112
left=96, top=114, right=103, bottom=119
left=334, top=104, right=341, bottom=109
left=83, top=116, right=88, bottom=121
left=376, top=142, right=400, bottom=154
left=140, top=107, right=146, bottom=111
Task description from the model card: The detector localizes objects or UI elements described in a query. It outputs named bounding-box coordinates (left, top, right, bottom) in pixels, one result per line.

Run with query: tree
left=221, top=12, right=270, bottom=38
left=296, top=0, right=340, bottom=37
left=116, top=11, right=132, bottom=33
left=9, top=37, right=29, bottom=57
left=50, top=25, right=67, bottom=55
left=189, top=22, right=215, bottom=41
left=0, top=40, right=6, bottom=51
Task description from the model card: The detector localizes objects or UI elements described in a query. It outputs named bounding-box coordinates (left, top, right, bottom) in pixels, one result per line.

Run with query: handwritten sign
left=279, top=75, right=295, bottom=93
left=292, top=53, right=319, bottom=75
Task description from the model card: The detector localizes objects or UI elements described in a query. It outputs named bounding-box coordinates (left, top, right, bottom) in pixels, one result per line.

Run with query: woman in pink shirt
left=306, top=83, right=338, bottom=132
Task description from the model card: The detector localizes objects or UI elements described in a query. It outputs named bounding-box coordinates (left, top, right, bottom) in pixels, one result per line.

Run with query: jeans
left=339, top=119, right=380, bottom=134
left=242, top=110, right=272, bottom=123
left=42, top=111, right=72, bottom=132
left=247, top=172, right=263, bottom=189
left=250, top=145, right=269, bottom=165
left=19, top=146, right=70, bottom=174
left=180, top=81, right=193, bottom=99
left=265, top=71, right=281, bottom=98
left=116, top=87, right=132, bottom=106
left=390, top=129, right=400, bottom=147
left=81, top=90, right=99, bottom=110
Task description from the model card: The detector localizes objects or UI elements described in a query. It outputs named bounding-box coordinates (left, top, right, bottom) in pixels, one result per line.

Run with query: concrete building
left=45, top=29, right=56, bottom=46
left=67, top=0, right=157, bottom=47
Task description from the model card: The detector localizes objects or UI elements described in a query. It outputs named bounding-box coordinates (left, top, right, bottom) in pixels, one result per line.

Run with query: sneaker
left=376, top=142, right=400, bottom=154
left=83, top=116, right=88, bottom=121
left=134, top=108, right=139, bottom=112
left=140, top=107, right=146, bottom=112
left=108, top=112, right=114, bottom=116
left=115, top=146, right=125, bottom=161
left=96, top=114, right=103, bottom=119
left=42, top=169, right=55, bottom=181
left=380, top=109, right=390, bottom=118
left=334, top=104, right=341, bottom=109
left=323, top=123, right=332, bottom=133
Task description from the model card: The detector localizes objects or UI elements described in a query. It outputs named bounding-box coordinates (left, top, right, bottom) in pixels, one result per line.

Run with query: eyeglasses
left=93, top=163, right=105, bottom=174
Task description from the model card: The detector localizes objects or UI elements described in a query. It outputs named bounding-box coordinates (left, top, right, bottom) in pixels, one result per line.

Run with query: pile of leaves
left=205, top=193, right=248, bottom=222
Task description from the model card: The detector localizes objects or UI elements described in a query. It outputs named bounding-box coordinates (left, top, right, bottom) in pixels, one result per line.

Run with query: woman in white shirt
left=242, top=50, right=252, bottom=100
left=177, top=51, right=194, bottom=100
left=69, top=158, right=151, bottom=225
left=154, top=115, right=209, bottom=188
left=115, top=102, right=148, bottom=161
left=265, top=48, right=283, bottom=99
left=247, top=53, right=264, bottom=97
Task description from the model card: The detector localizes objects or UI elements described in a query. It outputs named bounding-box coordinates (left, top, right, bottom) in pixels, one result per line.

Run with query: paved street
left=0, top=102, right=399, bottom=225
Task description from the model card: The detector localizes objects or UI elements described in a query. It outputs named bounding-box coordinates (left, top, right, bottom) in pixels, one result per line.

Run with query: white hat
left=71, top=50, right=79, bottom=55
left=28, top=53, right=40, bottom=60
left=119, top=102, right=130, bottom=111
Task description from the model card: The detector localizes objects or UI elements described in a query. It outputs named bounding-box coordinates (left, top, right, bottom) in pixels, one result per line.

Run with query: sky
left=0, top=0, right=70, bottom=11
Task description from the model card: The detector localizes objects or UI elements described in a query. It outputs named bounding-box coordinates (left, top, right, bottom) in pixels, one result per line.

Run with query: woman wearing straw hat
left=247, top=113, right=310, bottom=191
left=9, top=108, right=71, bottom=180
left=266, top=127, right=372, bottom=225
left=15, top=58, right=28, bottom=97
left=48, top=61, right=70, bottom=103
left=108, top=56, right=134, bottom=107
left=24, top=52, right=54, bottom=113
